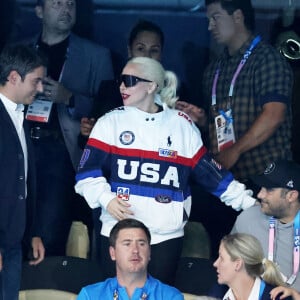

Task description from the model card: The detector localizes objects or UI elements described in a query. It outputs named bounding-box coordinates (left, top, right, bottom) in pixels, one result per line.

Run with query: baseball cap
left=251, top=160, right=300, bottom=191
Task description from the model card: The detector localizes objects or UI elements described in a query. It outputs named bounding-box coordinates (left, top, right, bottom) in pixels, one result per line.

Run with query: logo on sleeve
left=78, top=149, right=90, bottom=169
left=178, top=111, right=192, bottom=124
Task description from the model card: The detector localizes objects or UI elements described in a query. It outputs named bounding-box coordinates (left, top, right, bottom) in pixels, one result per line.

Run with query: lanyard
left=259, top=280, right=265, bottom=299
left=113, top=289, right=147, bottom=300
left=268, top=211, right=300, bottom=285
left=211, top=35, right=261, bottom=106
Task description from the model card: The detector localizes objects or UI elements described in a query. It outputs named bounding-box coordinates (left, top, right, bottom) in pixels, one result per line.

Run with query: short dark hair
left=128, top=19, right=164, bottom=49
left=0, top=44, right=47, bottom=85
left=109, top=219, right=151, bottom=247
left=36, top=0, right=44, bottom=6
left=205, top=0, right=255, bottom=31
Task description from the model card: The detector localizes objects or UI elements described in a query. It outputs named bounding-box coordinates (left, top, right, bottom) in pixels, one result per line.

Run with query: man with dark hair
left=203, top=0, right=292, bottom=184
left=23, top=0, right=114, bottom=256
left=232, top=160, right=300, bottom=290
left=109, top=218, right=151, bottom=248
left=77, top=219, right=183, bottom=300
left=178, top=0, right=293, bottom=258
left=0, top=44, right=46, bottom=300
left=205, top=0, right=255, bottom=31
left=0, top=45, right=45, bottom=84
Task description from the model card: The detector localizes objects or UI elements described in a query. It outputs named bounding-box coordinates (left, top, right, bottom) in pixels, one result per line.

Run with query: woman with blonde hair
left=214, top=233, right=291, bottom=300
left=76, top=57, right=255, bottom=284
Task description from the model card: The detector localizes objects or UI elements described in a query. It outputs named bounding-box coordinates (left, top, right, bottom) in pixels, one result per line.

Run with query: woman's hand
left=270, top=286, right=300, bottom=300
left=107, top=197, right=134, bottom=220
left=80, top=117, right=96, bottom=136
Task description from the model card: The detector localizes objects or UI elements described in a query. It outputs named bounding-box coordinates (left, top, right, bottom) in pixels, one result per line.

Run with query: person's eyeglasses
left=119, top=74, right=152, bottom=88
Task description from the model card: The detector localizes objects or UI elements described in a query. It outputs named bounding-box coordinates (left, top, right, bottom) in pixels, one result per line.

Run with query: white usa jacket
left=75, top=105, right=255, bottom=244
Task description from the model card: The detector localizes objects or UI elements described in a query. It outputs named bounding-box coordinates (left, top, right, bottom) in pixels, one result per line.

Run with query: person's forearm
left=232, top=102, right=286, bottom=156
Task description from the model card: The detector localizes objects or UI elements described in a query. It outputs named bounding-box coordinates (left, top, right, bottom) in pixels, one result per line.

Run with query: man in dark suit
left=0, top=44, right=46, bottom=300
left=23, top=0, right=114, bottom=255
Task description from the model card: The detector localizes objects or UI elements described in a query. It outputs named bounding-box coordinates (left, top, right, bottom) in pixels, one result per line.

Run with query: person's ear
left=35, top=5, right=43, bottom=19
left=109, top=246, right=116, bottom=261
left=286, top=190, right=299, bottom=204
left=234, top=258, right=243, bottom=271
left=233, top=9, right=244, bottom=25
left=147, top=82, right=158, bottom=94
left=8, top=70, right=21, bottom=85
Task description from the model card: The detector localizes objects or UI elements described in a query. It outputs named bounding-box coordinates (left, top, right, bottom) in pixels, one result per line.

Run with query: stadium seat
left=19, top=289, right=76, bottom=300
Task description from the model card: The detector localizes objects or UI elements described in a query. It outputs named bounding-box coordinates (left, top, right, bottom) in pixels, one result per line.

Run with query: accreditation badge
left=215, top=108, right=235, bottom=152
left=25, top=98, right=53, bottom=123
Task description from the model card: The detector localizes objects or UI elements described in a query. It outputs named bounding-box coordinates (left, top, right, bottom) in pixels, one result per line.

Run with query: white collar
left=0, top=92, right=24, bottom=112
left=223, top=277, right=262, bottom=300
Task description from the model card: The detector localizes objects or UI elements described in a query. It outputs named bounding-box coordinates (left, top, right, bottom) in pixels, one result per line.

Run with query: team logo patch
left=119, top=131, right=135, bottom=145
left=78, top=149, right=90, bottom=169
left=155, top=195, right=172, bottom=203
left=158, top=148, right=177, bottom=158
left=117, top=187, right=130, bottom=201
left=211, top=158, right=222, bottom=170
left=264, top=162, right=276, bottom=174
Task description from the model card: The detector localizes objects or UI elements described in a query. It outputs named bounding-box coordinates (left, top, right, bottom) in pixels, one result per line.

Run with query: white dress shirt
left=223, top=277, right=262, bottom=300
left=0, top=93, right=28, bottom=195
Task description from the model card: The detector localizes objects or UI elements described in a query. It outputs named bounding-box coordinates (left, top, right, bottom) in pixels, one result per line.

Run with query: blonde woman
left=75, top=57, right=255, bottom=284
left=214, top=233, right=291, bottom=300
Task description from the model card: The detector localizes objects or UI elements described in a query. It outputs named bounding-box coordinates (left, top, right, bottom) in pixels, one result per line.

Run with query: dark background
left=1, top=1, right=300, bottom=161
left=3, top=1, right=298, bottom=103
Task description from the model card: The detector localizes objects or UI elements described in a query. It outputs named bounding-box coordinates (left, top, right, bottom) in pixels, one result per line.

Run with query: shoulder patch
left=177, top=111, right=193, bottom=124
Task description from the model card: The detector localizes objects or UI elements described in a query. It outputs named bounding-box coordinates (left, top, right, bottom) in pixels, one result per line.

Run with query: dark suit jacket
left=24, top=33, right=114, bottom=169
left=0, top=99, right=37, bottom=250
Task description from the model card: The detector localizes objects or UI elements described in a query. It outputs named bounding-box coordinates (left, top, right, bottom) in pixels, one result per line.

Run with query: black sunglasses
left=119, top=74, right=152, bottom=88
